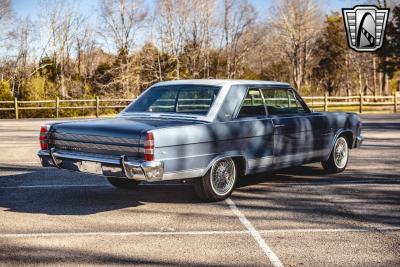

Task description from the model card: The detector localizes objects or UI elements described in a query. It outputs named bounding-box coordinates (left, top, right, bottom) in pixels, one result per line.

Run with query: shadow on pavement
left=0, top=165, right=200, bottom=216
left=0, top=163, right=399, bottom=230
left=0, top=242, right=232, bottom=267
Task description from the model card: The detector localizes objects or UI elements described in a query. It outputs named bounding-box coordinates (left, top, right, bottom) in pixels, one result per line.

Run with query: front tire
left=322, top=136, right=349, bottom=173
left=107, top=177, right=140, bottom=189
left=194, top=158, right=237, bottom=201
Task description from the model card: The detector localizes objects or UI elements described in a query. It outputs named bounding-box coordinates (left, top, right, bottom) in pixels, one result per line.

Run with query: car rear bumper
left=38, top=149, right=164, bottom=182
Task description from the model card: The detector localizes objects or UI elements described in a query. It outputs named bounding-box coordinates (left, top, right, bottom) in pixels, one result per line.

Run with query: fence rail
left=0, top=93, right=398, bottom=119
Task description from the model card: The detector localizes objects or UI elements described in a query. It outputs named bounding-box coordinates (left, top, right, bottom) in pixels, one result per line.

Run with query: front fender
left=323, top=129, right=354, bottom=161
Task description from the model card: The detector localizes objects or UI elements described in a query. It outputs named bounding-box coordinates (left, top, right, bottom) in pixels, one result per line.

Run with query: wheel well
left=231, top=156, right=246, bottom=178
left=339, top=131, right=353, bottom=148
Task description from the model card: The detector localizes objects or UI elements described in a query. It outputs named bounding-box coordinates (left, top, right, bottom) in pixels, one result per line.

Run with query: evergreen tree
left=312, top=13, right=347, bottom=95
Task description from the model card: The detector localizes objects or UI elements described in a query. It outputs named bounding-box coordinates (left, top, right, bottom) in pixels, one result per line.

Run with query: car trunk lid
left=49, top=117, right=200, bottom=158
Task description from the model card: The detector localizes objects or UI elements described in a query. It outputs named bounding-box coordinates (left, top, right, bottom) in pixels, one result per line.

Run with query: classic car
left=38, top=80, right=363, bottom=201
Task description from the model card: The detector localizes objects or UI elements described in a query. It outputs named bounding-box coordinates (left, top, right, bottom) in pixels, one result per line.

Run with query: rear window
left=124, top=85, right=220, bottom=115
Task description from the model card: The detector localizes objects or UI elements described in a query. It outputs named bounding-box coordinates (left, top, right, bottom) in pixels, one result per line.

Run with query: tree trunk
left=373, top=56, right=377, bottom=95
left=381, top=72, right=388, bottom=95
left=176, top=57, right=180, bottom=79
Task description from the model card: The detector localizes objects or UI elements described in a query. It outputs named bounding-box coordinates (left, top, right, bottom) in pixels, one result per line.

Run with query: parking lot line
left=1, top=226, right=399, bottom=239
left=0, top=230, right=250, bottom=238
left=226, top=198, right=284, bottom=267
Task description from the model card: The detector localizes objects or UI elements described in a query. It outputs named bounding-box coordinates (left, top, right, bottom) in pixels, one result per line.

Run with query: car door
left=306, top=112, right=335, bottom=159
left=289, top=89, right=334, bottom=159
left=260, top=88, right=313, bottom=168
left=233, top=87, right=275, bottom=173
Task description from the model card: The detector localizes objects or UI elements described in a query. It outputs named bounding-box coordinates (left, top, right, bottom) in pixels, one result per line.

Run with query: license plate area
left=79, top=161, right=102, bottom=175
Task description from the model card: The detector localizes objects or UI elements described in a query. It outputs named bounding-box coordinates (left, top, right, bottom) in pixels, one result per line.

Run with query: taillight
left=39, top=125, right=50, bottom=150
left=144, top=132, right=154, bottom=161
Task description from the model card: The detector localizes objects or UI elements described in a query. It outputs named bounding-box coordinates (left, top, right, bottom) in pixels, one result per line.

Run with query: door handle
left=273, top=124, right=285, bottom=129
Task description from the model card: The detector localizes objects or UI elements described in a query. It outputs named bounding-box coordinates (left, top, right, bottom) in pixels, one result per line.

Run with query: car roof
left=153, top=79, right=291, bottom=87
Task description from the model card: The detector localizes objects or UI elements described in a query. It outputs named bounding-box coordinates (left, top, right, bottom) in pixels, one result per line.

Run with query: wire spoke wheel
left=333, top=137, right=348, bottom=169
left=210, top=158, right=236, bottom=196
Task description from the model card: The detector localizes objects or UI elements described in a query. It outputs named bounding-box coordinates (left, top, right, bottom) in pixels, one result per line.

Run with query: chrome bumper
left=38, top=149, right=164, bottom=181
left=354, top=135, right=363, bottom=148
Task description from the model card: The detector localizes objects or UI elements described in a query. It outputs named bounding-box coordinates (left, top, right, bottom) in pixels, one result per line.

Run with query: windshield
left=124, top=85, right=221, bottom=115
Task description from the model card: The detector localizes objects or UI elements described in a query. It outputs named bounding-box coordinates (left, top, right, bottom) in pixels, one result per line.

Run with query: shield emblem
left=342, top=5, right=390, bottom=52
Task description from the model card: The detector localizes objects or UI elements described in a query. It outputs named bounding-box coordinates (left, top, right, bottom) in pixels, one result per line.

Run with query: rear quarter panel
left=152, top=119, right=274, bottom=175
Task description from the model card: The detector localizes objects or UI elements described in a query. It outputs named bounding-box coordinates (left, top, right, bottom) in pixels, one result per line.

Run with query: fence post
left=394, top=92, right=398, bottom=113
left=14, top=97, right=18, bottom=119
left=324, top=92, right=328, bottom=112
left=96, top=96, right=100, bottom=118
left=56, top=97, right=60, bottom=118
left=311, top=95, right=314, bottom=112
left=359, top=93, right=363, bottom=114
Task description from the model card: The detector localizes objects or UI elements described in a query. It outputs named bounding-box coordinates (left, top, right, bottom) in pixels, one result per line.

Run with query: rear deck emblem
left=342, top=5, right=389, bottom=52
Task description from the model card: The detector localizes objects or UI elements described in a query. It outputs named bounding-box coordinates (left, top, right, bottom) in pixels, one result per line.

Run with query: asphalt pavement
left=0, top=114, right=399, bottom=266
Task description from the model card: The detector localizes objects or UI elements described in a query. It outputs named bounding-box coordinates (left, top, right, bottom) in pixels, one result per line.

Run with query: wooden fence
left=0, top=93, right=398, bottom=119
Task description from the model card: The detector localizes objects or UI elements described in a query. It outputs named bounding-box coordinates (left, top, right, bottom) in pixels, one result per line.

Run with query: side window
left=261, top=88, right=305, bottom=115
left=237, top=88, right=266, bottom=118
left=288, top=90, right=305, bottom=112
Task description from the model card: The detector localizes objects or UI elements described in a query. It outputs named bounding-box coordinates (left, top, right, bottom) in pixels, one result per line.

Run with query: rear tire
left=194, top=158, right=237, bottom=201
left=107, top=177, right=140, bottom=189
left=322, top=136, right=349, bottom=173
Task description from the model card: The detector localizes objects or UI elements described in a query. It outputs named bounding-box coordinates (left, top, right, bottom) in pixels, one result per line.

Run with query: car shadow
left=1, top=163, right=399, bottom=230
left=0, top=165, right=201, bottom=216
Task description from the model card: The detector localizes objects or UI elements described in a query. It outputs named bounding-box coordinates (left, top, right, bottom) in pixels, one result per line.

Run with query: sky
left=12, top=0, right=362, bottom=21
left=8, top=0, right=361, bottom=57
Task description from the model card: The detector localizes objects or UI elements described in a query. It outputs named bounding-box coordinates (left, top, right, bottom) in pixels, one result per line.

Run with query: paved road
left=0, top=115, right=399, bottom=266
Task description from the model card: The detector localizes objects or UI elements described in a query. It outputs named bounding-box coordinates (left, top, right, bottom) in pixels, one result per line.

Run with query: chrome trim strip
left=52, top=150, right=120, bottom=165
left=54, top=132, right=140, bottom=145
left=54, top=140, right=141, bottom=153
left=273, top=150, right=327, bottom=164
left=162, top=168, right=205, bottom=180
left=159, top=152, right=219, bottom=161
left=247, top=156, right=273, bottom=169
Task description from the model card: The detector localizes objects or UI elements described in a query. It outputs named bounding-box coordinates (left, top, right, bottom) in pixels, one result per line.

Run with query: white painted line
left=0, top=230, right=249, bottom=238
left=1, top=227, right=399, bottom=238
left=0, top=183, right=190, bottom=189
left=258, top=226, right=400, bottom=234
left=226, top=198, right=284, bottom=267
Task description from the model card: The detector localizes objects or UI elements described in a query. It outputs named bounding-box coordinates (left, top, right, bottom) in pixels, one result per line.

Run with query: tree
left=378, top=4, right=400, bottom=94
left=9, top=17, right=33, bottom=97
left=154, top=0, right=189, bottom=79
left=312, top=13, right=347, bottom=96
left=100, top=0, right=148, bottom=96
left=270, top=0, right=323, bottom=92
left=221, top=0, right=256, bottom=78
left=38, top=0, right=83, bottom=97
left=0, top=80, right=12, bottom=100
left=0, top=0, right=12, bottom=47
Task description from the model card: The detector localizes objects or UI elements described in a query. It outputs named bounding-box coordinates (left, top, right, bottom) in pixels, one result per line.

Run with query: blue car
left=38, top=80, right=363, bottom=201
